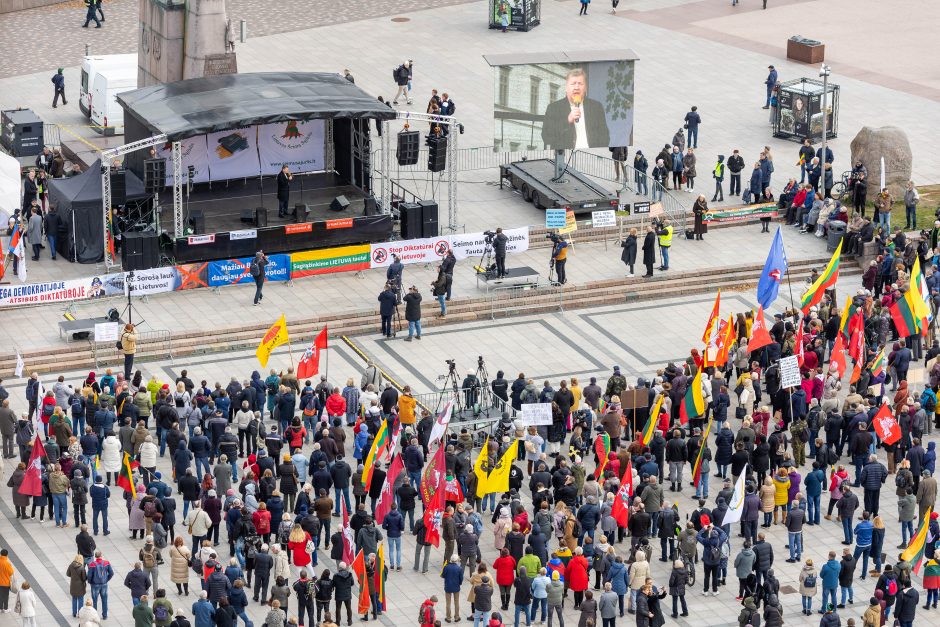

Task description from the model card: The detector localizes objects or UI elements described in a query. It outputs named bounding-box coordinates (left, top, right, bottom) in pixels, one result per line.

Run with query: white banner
left=370, top=227, right=530, bottom=268
left=126, top=267, right=180, bottom=295
left=517, top=403, right=553, bottom=426
left=156, top=136, right=211, bottom=185
left=206, top=126, right=261, bottom=180
left=257, top=120, right=326, bottom=175
left=230, top=229, right=257, bottom=241
left=779, top=355, right=801, bottom=389
left=0, top=275, right=118, bottom=307
left=94, top=322, right=120, bottom=342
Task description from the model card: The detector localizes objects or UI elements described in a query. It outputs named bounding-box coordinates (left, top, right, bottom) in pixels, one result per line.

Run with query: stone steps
left=3, top=256, right=859, bottom=374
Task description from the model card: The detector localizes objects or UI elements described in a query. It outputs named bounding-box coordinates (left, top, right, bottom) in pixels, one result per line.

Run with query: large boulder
left=849, top=126, right=912, bottom=197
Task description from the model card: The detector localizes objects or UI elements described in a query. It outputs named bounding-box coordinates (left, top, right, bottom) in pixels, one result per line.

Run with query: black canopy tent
left=48, top=160, right=148, bottom=263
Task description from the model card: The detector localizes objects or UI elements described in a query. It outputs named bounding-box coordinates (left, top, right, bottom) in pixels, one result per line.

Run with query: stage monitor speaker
left=294, top=203, right=311, bottom=223
left=364, top=196, right=378, bottom=216
left=418, top=200, right=439, bottom=238
left=396, top=131, right=421, bottom=166
left=110, top=170, right=127, bottom=206
left=255, top=207, right=268, bottom=228
left=240, top=209, right=255, bottom=224
left=143, top=158, right=166, bottom=194
left=121, top=232, right=160, bottom=271
left=329, top=195, right=350, bottom=212
left=399, top=202, right=422, bottom=240
left=189, top=209, right=205, bottom=235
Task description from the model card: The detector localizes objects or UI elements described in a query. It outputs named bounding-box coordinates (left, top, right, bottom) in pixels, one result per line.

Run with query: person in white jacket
left=184, top=502, right=212, bottom=555
left=139, top=435, right=159, bottom=483
left=77, top=598, right=101, bottom=626
left=271, top=545, right=290, bottom=580
left=100, top=433, right=123, bottom=486
left=15, top=581, right=37, bottom=627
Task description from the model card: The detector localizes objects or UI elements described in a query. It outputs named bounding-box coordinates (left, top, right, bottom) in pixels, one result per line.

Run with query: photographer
left=493, top=228, right=509, bottom=278
left=431, top=267, right=448, bottom=318
left=250, top=250, right=269, bottom=305
left=441, top=249, right=456, bottom=300
left=378, top=282, right=397, bottom=338
left=403, top=285, right=423, bottom=341
left=550, top=234, right=569, bottom=285
left=386, top=254, right=404, bottom=300
left=655, top=218, right=673, bottom=271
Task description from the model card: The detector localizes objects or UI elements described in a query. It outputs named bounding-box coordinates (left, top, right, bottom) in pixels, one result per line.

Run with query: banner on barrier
left=370, top=227, right=530, bottom=268
left=0, top=274, right=119, bottom=307
left=257, top=120, right=326, bottom=175
left=126, top=267, right=181, bottom=295
left=448, top=227, right=529, bottom=260
left=290, top=245, right=371, bottom=279
left=207, top=254, right=291, bottom=287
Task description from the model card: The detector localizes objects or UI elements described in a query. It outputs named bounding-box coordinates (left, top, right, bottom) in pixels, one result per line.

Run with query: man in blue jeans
left=836, top=484, right=859, bottom=545
left=87, top=550, right=114, bottom=619
left=852, top=512, right=874, bottom=579
left=90, top=476, right=110, bottom=535
left=805, top=462, right=825, bottom=525
left=818, top=551, right=840, bottom=613
left=683, top=106, right=701, bottom=149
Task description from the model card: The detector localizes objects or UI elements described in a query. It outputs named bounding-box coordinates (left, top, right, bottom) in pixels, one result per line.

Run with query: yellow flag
left=480, top=440, right=519, bottom=496
left=474, top=437, right=490, bottom=497
left=256, top=314, right=290, bottom=368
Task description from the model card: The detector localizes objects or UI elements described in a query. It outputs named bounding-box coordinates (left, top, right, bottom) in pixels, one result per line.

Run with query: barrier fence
left=489, top=282, right=565, bottom=319
left=90, top=328, right=173, bottom=369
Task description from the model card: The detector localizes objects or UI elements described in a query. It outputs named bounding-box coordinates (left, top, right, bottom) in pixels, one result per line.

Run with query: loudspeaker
left=364, top=196, right=378, bottom=216
left=399, top=202, right=422, bottom=240
left=418, top=200, right=439, bottom=238
left=329, top=195, right=351, bottom=212
left=188, top=209, right=205, bottom=235
left=396, top=131, right=421, bottom=166
left=143, top=158, right=166, bottom=194
left=110, top=170, right=127, bottom=206
left=255, top=207, right=268, bottom=228
left=294, top=203, right=311, bottom=223
left=122, top=232, right=160, bottom=271
left=240, top=209, right=255, bottom=224
left=427, top=135, right=448, bottom=173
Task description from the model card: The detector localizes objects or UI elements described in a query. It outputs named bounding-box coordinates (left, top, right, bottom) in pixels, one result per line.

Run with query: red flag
left=351, top=550, right=371, bottom=615
left=794, top=316, right=805, bottom=367
left=423, top=467, right=447, bottom=548
left=748, top=306, right=774, bottom=353
left=848, top=327, right=864, bottom=364
left=872, top=404, right=901, bottom=446
left=374, top=453, right=404, bottom=524
left=611, top=461, right=633, bottom=527
left=829, top=334, right=847, bottom=379
left=341, top=498, right=355, bottom=566
left=420, top=445, right=446, bottom=506
left=296, top=327, right=328, bottom=380
left=18, top=435, right=46, bottom=497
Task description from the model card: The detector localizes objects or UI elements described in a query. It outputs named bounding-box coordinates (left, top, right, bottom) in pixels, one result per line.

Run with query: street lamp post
left=819, top=63, right=831, bottom=178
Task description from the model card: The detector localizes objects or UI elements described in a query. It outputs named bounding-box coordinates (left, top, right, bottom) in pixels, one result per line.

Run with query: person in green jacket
left=133, top=594, right=155, bottom=627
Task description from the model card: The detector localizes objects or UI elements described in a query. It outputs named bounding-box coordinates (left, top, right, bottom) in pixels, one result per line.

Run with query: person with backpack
left=250, top=251, right=268, bottom=306
left=798, top=558, right=817, bottom=615
left=140, top=535, right=163, bottom=594
left=292, top=568, right=317, bottom=627
left=696, top=516, right=728, bottom=596
left=152, top=588, right=174, bottom=626
left=419, top=595, right=437, bottom=627
left=392, top=61, right=413, bottom=105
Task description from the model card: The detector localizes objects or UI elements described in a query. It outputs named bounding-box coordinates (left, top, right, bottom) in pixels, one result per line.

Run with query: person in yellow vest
left=655, top=219, right=673, bottom=270
left=712, top=155, right=725, bottom=203
left=551, top=235, right=569, bottom=285
left=398, top=386, right=417, bottom=426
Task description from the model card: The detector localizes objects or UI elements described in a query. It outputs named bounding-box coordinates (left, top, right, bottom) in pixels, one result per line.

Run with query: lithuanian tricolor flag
left=870, top=347, right=886, bottom=378
left=838, top=295, right=858, bottom=339
left=692, top=415, right=714, bottom=487
left=116, top=452, right=139, bottom=497
left=901, top=507, right=932, bottom=574
left=643, top=394, right=664, bottom=445
left=361, top=419, right=390, bottom=489
left=801, top=240, right=841, bottom=314
left=374, top=543, right=386, bottom=610
left=890, top=288, right=923, bottom=337
left=679, top=369, right=706, bottom=425
left=593, top=433, right=611, bottom=479
left=923, top=559, right=940, bottom=589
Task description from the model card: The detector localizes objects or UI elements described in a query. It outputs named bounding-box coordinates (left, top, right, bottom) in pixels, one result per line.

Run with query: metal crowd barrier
left=489, top=282, right=565, bottom=320
left=90, top=328, right=173, bottom=369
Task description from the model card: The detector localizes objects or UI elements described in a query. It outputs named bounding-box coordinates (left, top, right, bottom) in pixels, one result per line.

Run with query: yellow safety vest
left=658, top=225, right=673, bottom=248
left=714, top=163, right=724, bottom=178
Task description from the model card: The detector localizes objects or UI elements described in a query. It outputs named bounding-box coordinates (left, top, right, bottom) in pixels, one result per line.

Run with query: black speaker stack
left=418, top=200, right=439, bottom=237
left=399, top=202, right=422, bottom=239
left=143, top=158, right=166, bottom=194
left=396, top=131, right=421, bottom=166
left=110, top=169, right=127, bottom=206
left=255, top=207, right=268, bottom=228
left=122, top=232, right=160, bottom=271
left=427, top=135, right=448, bottom=173
left=188, top=210, right=205, bottom=235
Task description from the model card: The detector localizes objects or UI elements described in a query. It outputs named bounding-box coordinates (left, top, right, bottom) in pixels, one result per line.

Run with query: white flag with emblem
left=723, top=471, right=747, bottom=525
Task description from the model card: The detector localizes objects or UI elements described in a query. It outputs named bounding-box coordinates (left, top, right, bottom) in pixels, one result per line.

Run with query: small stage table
left=476, top=266, right=541, bottom=291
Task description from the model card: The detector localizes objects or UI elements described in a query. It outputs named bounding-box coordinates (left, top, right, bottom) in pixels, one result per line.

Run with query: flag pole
left=779, top=227, right=796, bottom=313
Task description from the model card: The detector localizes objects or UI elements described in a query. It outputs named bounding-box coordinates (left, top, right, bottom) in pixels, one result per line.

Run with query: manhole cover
left=779, top=584, right=798, bottom=595
left=391, top=16, right=410, bottom=22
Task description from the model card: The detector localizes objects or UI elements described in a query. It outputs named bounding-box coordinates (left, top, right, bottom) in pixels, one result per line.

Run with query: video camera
left=445, top=359, right=456, bottom=373
left=483, top=230, right=496, bottom=244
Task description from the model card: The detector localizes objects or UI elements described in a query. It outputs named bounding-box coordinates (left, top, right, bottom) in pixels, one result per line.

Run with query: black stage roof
left=117, top=72, right=396, bottom=141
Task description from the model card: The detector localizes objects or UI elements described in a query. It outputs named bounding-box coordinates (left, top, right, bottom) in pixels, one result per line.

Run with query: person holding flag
left=757, top=227, right=789, bottom=310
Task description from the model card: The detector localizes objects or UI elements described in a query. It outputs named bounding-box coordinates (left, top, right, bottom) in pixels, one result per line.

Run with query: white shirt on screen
left=573, top=104, right=588, bottom=150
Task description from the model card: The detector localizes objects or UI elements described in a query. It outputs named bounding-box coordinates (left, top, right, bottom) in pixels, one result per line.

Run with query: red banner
left=374, top=453, right=404, bottom=524
left=297, top=327, right=328, bottom=380
left=611, top=461, right=633, bottom=527
left=420, top=445, right=446, bottom=506
left=872, top=404, right=901, bottom=446
left=18, top=436, right=45, bottom=497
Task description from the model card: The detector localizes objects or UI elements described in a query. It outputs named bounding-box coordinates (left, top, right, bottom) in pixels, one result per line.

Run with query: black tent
left=48, top=160, right=148, bottom=263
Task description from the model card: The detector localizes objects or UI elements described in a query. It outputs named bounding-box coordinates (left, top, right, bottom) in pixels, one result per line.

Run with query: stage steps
left=0, top=256, right=859, bottom=375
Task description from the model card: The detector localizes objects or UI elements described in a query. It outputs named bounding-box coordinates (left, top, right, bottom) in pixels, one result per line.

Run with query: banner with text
left=257, top=120, right=326, bottom=175
left=370, top=227, right=529, bottom=268
left=290, top=245, right=371, bottom=279
left=0, top=274, right=122, bottom=307
left=207, top=254, right=291, bottom=287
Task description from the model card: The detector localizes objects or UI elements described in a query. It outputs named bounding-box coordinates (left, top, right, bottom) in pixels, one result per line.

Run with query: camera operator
left=378, top=282, right=397, bottom=338
left=441, top=249, right=456, bottom=300
left=461, top=369, right=480, bottom=411
left=403, top=285, right=423, bottom=341
left=654, top=217, right=673, bottom=271
left=386, top=254, right=404, bottom=301
left=493, top=228, right=509, bottom=278
left=549, top=233, right=569, bottom=285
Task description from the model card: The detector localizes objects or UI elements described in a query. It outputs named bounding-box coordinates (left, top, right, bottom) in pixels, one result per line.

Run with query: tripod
left=475, top=241, right=496, bottom=279
left=120, top=271, right=146, bottom=328
left=437, top=360, right=463, bottom=415
left=474, top=356, right=494, bottom=417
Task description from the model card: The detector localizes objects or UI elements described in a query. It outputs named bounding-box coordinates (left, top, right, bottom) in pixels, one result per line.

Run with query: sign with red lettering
left=285, top=223, right=313, bottom=235
left=326, top=218, right=353, bottom=230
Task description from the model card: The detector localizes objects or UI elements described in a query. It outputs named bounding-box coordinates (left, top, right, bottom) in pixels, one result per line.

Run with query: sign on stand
left=779, top=355, right=801, bottom=388
left=545, top=209, right=566, bottom=229
left=518, top=403, right=553, bottom=426
left=592, top=210, right=616, bottom=228
left=94, top=322, right=120, bottom=343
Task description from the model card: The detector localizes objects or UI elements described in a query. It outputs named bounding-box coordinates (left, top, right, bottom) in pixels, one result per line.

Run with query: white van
left=90, top=68, right=137, bottom=135
left=80, top=53, right=137, bottom=118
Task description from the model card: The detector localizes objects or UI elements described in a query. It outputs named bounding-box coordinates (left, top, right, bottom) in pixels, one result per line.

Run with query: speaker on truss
left=396, top=130, right=421, bottom=166
left=109, top=169, right=127, bottom=206
left=143, top=158, right=166, bottom=194
left=427, top=135, right=448, bottom=173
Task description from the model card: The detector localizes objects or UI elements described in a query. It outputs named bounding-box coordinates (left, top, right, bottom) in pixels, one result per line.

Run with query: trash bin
left=827, top=220, right=846, bottom=252
left=787, top=35, right=825, bottom=63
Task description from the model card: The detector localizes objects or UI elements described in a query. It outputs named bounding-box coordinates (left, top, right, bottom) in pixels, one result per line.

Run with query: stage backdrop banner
left=449, top=227, right=529, bottom=260
left=0, top=274, right=121, bottom=307
left=206, top=126, right=261, bottom=181
left=207, top=253, right=291, bottom=287
left=290, top=245, right=371, bottom=279
left=156, top=136, right=211, bottom=185
left=257, top=120, right=326, bottom=175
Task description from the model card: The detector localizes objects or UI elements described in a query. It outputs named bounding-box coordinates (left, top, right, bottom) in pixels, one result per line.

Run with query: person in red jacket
left=419, top=596, right=437, bottom=627
left=492, top=548, right=517, bottom=611
left=325, top=392, right=347, bottom=422
left=565, top=546, right=591, bottom=609
left=286, top=418, right=306, bottom=454
left=252, top=502, right=272, bottom=543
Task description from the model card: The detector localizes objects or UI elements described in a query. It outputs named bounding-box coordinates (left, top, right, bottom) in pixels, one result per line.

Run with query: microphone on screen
left=572, top=95, right=582, bottom=108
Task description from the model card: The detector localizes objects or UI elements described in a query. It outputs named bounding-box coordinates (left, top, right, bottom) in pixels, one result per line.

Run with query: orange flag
left=830, top=334, right=847, bottom=379
left=747, top=306, right=774, bottom=353
left=351, top=549, right=370, bottom=615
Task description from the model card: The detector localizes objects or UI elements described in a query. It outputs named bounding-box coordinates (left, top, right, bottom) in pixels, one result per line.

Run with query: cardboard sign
left=592, top=210, right=616, bottom=228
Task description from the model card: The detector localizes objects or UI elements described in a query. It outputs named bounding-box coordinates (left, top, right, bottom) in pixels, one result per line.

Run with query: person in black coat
left=621, top=228, right=638, bottom=276
left=276, top=165, right=292, bottom=218
left=642, top=225, right=656, bottom=278
left=403, top=286, right=422, bottom=341
left=377, top=285, right=397, bottom=338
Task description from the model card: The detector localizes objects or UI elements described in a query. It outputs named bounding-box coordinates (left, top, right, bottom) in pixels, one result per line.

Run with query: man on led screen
left=540, top=68, right=610, bottom=150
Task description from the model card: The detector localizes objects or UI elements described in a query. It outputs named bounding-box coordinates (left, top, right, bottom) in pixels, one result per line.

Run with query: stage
left=158, top=171, right=368, bottom=235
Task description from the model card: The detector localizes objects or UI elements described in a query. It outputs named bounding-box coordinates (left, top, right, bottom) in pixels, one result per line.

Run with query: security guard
left=551, top=235, right=569, bottom=285
left=82, top=0, right=101, bottom=27
left=656, top=218, right=673, bottom=271
left=712, top=155, right=725, bottom=203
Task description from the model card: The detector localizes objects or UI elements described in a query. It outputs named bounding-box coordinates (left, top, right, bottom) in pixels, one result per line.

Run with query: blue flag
left=757, top=227, right=788, bottom=309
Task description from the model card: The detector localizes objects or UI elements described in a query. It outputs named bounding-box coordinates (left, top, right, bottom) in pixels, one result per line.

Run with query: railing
left=43, top=123, right=61, bottom=149
left=89, top=329, right=173, bottom=369
left=373, top=145, right=557, bottom=176
left=412, top=386, right=514, bottom=435
left=490, top=281, right=565, bottom=319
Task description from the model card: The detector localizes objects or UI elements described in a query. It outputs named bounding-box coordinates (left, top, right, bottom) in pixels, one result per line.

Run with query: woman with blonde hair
left=287, top=524, right=313, bottom=573
left=168, top=536, right=191, bottom=596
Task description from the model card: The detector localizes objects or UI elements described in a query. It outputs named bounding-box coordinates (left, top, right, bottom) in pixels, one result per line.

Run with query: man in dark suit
left=440, top=93, right=456, bottom=135
left=540, top=68, right=609, bottom=150
left=276, top=165, right=292, bottom=218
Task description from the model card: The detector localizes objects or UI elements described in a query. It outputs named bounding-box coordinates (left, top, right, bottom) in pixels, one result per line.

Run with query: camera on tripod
left=445, top=358, right=456, bottom=372
left=483, top=230, right=496, bottom=245
left=477, top=355, right=485, bottom=368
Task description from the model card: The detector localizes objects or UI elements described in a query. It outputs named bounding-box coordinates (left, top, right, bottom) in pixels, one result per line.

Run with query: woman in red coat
left=564, top=547, right=590, bottom=609
left=287, top=524, right=312, bottom=570
left=492, top=548, right=517, bottom=611
left=252, top=502, right=272, bottom=543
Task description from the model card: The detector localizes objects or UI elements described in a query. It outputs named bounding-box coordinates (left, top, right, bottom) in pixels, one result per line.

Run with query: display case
left=488, top=0, right=540, bottom=32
